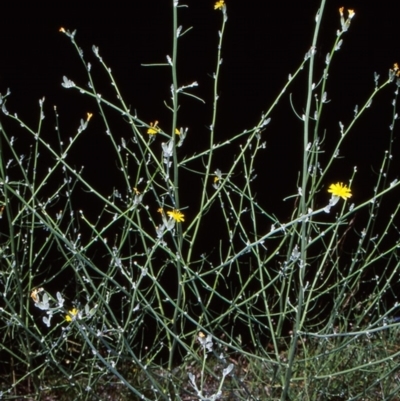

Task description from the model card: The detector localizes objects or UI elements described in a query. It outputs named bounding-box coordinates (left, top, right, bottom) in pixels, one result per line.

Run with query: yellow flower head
left=391, top=63, right=400, bottom=78
left=328, top=182, right=352, bottom=200
left=147, top=121, right=160, bottom=135
left=167, top=209, right=185, bottom=223
left=65, top=308, right=79, bottom=322
left=214, top=0, right=225, bottom=10
left=339, top=7, right=355, bottom=20
left=30, top=287, right=44, bottom=303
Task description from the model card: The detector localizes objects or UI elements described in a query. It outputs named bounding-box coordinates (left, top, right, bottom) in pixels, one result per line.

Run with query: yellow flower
left=30, top=287, right=44, bottom=303
left=147, top=121, right=160, bottom=135
left=391, top=63, right=400, bottom=78
left=175, top=128, right=181, bottom=135
left=167, top=209, right=185, bottom=222
left=87, top=112, right=93, bottom=121
left=214, top=0, right=225, bottom=10
left=339, top=7, right=355, bottom=20
left=328, top=183, right=352, bottom=200
left=65, top=308, right=79, bottom=322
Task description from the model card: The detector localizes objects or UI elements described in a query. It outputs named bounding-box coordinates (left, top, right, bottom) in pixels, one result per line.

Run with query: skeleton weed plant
left=1, top=0, right=400, bottom=399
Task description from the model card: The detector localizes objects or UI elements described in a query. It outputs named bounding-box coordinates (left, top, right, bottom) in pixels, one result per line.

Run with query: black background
left=1, top=0, right=398, bottom=205
left=1, top=1, right=400, bottom=338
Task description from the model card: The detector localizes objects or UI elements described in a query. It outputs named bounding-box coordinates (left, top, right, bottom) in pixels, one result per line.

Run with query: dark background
left=1, top=0, right=400, bottom=356
left=1, top=0, right=398, bottom=203
left=2, top=0, right=399, bottom=273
